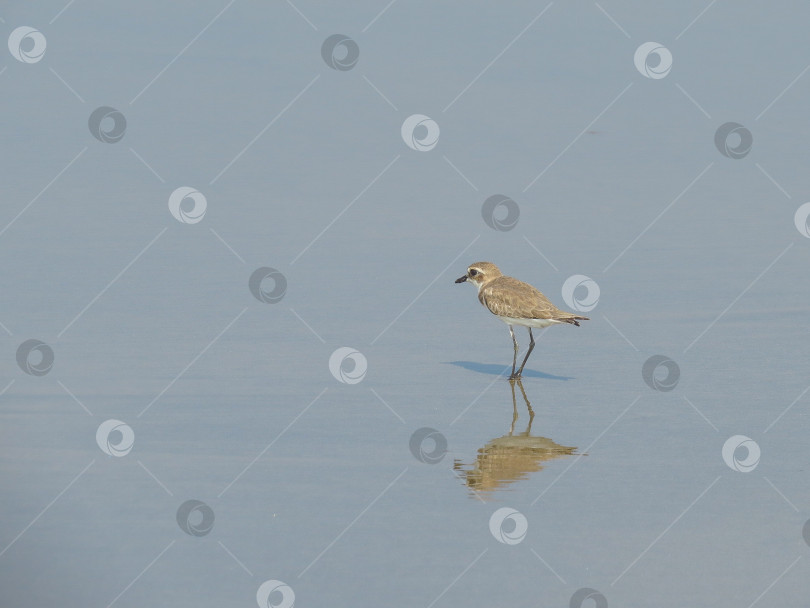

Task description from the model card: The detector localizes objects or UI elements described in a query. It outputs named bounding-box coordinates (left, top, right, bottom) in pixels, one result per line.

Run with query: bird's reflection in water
left=454, top=379, right=577, bottom=497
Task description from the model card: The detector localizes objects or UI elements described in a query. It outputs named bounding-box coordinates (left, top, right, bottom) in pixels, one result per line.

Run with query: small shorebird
left=455, top=262, right=588, bottom=379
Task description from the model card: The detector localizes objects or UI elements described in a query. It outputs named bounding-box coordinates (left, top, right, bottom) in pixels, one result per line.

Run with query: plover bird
left=455, top=262, right=588, bottom=379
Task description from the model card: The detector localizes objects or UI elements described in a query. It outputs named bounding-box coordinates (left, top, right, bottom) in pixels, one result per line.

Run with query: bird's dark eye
left=469, top=269, right=478, bottom=277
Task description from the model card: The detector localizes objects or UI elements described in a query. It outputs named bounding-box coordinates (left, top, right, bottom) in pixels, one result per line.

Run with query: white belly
left=496, top=315, right=562, bottom=328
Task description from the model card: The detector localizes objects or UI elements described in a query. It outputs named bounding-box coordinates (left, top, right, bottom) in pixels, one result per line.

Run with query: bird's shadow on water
left=445, top=361, right=573, bottom=381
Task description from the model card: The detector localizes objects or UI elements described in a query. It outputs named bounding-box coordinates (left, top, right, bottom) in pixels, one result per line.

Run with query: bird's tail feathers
left=560, top=314, right=589, bottom=327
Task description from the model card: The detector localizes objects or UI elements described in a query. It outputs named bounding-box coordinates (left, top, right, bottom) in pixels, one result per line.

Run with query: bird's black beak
left=455, top=275, right=467, bottom=284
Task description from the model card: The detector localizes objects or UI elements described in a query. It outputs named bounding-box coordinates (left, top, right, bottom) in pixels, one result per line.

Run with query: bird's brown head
left=455, top=262, right=502, bottom=288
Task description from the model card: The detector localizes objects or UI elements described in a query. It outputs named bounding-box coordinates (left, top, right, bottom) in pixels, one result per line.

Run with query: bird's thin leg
left=509, top=325, right=518, bottom=379
left=516, top=328, right=535, bottom=377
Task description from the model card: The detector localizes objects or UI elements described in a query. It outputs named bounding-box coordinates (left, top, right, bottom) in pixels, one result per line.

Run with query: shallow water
left=2, top=2, right=810, bottom=607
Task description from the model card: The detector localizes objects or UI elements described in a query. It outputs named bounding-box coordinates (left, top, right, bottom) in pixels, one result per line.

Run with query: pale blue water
left=2, top=1, right=810, bottom=606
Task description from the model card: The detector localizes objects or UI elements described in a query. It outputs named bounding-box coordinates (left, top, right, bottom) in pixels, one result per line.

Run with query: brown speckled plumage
left=479, top=275, right=585, bottom=325
left=455, top=261, right=588, bottom=379
left=464, top=262, right=587, bottom=324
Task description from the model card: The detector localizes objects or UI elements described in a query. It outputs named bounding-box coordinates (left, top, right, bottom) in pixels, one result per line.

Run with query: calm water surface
left=2, top=2, right=810, bottom=607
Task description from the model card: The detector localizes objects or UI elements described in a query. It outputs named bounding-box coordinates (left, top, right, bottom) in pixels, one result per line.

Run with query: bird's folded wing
left=479, top=278, right=561, bottom=319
